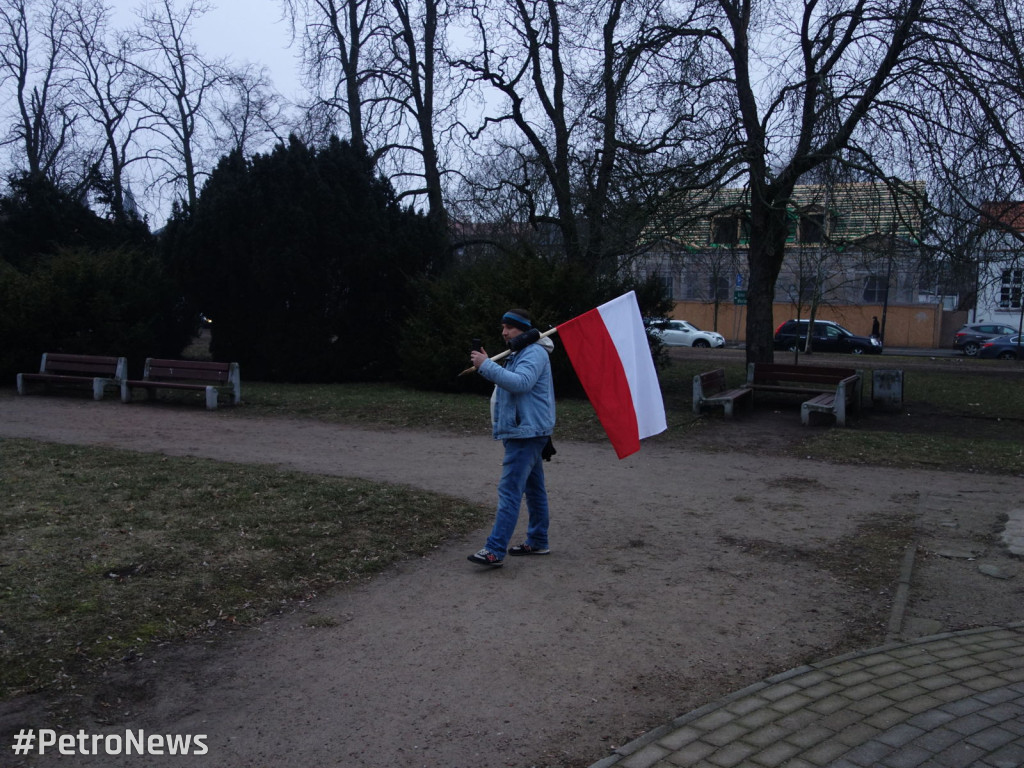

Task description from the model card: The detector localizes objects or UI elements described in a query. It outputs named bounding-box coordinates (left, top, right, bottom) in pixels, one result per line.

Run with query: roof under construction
left=657, top=180, right=927, bottom=247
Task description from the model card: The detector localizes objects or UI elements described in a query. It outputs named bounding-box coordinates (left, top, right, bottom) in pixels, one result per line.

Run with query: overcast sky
left=114, top=0, right=304, bottom=100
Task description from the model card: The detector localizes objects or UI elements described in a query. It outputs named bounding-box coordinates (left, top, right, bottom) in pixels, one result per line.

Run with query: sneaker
left=467, top=548, right=504, bottom=567
left=508, top=543, right=550, bottom=556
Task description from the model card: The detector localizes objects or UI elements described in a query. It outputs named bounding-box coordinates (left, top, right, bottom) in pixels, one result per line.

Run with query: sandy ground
left=1, top=391, right=1022, bottom=768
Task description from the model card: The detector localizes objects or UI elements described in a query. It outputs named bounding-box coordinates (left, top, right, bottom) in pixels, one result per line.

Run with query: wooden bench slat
left=750, top=363, right=856, bottom=376
left=753, top=373, right=849, bottom=384
left=750, top=383, right=837, bottom=395
left=145, top=363, right=231, bottom=384
left=129, top=380, right=220, bottom=392
left=43, top=365, right=118, bottom=376
left=750, top=365, right=856, bottom=384
left=42, top=353, right=123, bottom=365
left=146, top=358, right=230, bottom=374
left=804, top=393, right=836, bottom=407
left=21, top=373, right=102, bottom=384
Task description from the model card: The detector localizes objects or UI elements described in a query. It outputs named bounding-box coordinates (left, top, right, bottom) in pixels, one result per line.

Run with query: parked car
left=977, top=334, right=1024, bottom=360
left=773, top=319, right=883, bottom=355
left=953, top=323, right=1019, bottom=356
left=645, top=319, right=726, bottom=348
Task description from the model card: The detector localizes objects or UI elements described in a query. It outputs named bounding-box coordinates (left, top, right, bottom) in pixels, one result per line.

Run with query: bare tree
left=909, top=0, right=1024, bottom=299
left=834, top=0, right=1024, bottom=343
left=450, top=0, right=720, bottom=271
left=382, top=0, right=454, bottom=228
left=283, top=0, right=388, bottom=155
left=0, top=0, right=81, bottom=187
left=61, top=0, right=148, bottom=221
left=213, top=63, right=290, bottom=158
left=938, top=0, right=1024, bottom=206
left=129, top=0, right=226, bottom=211
left=281, top=0, right=456, bottom=227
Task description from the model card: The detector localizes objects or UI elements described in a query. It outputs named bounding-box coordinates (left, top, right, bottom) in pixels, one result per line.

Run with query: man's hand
left=470, top=349, right=489, bottom=370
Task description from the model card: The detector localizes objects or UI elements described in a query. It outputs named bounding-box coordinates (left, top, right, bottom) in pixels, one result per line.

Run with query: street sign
left=734, top=290, right=747, bottom=305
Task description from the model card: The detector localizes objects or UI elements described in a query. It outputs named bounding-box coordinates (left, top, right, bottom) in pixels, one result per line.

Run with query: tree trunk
left=745, top=194, right=790, bottom=363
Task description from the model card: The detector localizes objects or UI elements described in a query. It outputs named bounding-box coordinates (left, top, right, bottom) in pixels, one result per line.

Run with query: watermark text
left=11, top=728, right=208, bottom=757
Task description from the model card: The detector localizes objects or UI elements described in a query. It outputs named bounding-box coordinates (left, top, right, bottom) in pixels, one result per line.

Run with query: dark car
left=773, top=319, right=883, bottom=355
left=978, top=334, right=1024, bottom=360
left=953, top=323, right=1019, bottom=356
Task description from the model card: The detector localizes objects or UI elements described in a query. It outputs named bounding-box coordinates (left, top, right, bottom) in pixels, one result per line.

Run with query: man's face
left=501, top=323, right=523, bottom=344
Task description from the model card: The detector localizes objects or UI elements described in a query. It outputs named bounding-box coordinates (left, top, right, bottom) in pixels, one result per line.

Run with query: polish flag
left=557, top=291, right=667, bottom=459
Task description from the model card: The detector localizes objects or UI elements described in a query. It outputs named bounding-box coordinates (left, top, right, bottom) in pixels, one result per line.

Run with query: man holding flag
left=467, top=308, right=556, bottom=568
left=465, top=292, right=667, bottom=567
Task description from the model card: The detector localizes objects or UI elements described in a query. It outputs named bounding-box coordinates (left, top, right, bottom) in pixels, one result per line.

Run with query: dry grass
left=1, top=440, right=486, bottom=699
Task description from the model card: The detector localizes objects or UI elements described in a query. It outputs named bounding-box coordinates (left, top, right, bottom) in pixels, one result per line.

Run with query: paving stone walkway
left=592, top=623, right=1024, bottom=768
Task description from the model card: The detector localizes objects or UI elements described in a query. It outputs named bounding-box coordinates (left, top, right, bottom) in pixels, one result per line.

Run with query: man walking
left=467, top=309, right=556, bottom=567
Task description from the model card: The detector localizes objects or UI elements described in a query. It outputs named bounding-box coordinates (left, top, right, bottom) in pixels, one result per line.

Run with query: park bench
left=799, top=375, right=860, bottom=426
left=121, top=358, right=241, bottom=410
left=16, top=352, right=127, bottom=400
left=692, top=368, right=753, bottom=418
left=746, top=362, right=861, bottom=426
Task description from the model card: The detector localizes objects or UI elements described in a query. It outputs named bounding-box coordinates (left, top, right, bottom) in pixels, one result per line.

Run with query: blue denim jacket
left=478, top=342, right=555, bottom=440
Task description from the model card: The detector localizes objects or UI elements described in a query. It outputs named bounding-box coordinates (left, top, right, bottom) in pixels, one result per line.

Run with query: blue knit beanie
left=501, top=309, right=532, bottom=332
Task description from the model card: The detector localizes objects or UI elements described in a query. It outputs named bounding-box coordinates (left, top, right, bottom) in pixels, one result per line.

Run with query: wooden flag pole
left=458, top=327, right=559, bottom=376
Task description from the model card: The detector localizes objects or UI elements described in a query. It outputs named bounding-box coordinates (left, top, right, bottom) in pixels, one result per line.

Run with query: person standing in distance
left=467, top=309, right=556, bottom=567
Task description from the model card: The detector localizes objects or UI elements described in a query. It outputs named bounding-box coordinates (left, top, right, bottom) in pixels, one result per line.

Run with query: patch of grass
left=904, top=369, right=1024, bottom=420
left=238, top=381, right=611, bottom=442
left=236, top=359, right=1024, bottom=475
left=804, top=430, right=1024, bottom=474
left=0, top=440, right=487, bottom=699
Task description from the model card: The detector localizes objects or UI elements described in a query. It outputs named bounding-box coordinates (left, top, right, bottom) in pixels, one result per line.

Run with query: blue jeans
left=485, top=436, right=550, bottom=557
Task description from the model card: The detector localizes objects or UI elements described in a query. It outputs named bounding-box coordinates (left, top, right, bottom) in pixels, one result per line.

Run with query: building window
left=862, top=274, right=888, bottom=303
left=709, top=275, right=730, bottom=301
left=681, top=269, right=699, bottom=300
left=711, top=217, right=739, bottom=245
left=658, top=272, right=674, bottom=300
left=1001, top=269, right=1023, bottom=308
left=778, top=274, right=814, bottom=304
left=800, top=213, right=825, bottom=244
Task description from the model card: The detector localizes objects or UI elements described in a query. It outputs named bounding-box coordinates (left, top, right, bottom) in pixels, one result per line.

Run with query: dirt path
left=1, top=392, right=1021, bottom=768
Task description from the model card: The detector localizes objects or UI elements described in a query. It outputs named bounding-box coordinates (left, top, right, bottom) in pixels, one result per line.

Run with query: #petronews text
left=11, top=728, right=209, bottom=756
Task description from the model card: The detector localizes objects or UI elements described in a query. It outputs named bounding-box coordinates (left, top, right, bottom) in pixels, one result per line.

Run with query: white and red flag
left=557, top=291, right=667, bottom=459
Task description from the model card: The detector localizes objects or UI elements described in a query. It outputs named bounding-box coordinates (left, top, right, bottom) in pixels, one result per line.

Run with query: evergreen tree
left=0, top=174, right=150, bottom=269
left=0, top=174, right=190, bottom=380
left=169, top=135, right=447, bottom=381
